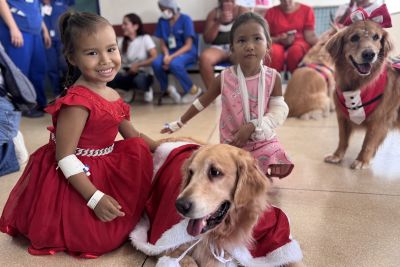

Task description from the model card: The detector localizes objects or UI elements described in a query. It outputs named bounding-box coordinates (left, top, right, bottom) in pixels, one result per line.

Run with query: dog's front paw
left=324, top=154, right=342, bottom=164
left=350, top=160, right=370, bottom=169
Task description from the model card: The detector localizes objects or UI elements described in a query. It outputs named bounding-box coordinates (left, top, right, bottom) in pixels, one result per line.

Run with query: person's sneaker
left=181, top=85, right=203, bottom=104
left=123, top=90, right=134, bottom=103
left=167, top=85, right=181, bottom=104
left=144, top=87, right=154, bottom=103
left=22, top=108, right=44, bottom=118
left=13, top=131, right=29, bottom=166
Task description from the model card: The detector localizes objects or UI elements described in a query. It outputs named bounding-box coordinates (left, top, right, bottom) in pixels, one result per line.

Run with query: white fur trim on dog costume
left=152, top=141, right=196, bottom=180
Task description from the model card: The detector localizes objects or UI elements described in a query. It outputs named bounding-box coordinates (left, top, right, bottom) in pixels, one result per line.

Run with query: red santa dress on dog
left=130, top=142, right=303, bottom=266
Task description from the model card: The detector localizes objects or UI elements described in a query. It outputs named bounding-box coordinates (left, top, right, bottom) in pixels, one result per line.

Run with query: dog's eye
left=350, top=35, right=360, bottom=43
left=208, top=165, right=222, bottom=179
left=372, top=34, right=380, bottom=41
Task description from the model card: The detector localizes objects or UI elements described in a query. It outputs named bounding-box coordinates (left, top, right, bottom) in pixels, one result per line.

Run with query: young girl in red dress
left=0, top=11, right=158, bottom=258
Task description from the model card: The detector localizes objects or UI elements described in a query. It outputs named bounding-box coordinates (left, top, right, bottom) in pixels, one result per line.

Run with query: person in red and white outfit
left=264, top=0, right=318, bottom=74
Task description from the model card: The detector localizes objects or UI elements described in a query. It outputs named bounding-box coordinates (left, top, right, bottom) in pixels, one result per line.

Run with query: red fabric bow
left=344, top=4, right=392, bottom=28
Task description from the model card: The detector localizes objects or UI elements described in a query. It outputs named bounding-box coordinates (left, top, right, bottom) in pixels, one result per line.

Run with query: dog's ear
left=181, top=150, right=197, bottom=190
left=233, top=149, right=269, bottom=207
left=325, top=30, right=345, bottom=60
left=380, top=31, right=393, bottom=58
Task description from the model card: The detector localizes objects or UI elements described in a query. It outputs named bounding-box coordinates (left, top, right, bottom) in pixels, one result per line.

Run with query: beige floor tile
left=1, top=99, right=399, bottom=267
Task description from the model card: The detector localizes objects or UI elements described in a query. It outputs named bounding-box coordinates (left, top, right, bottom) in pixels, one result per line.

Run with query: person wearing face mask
left=152, top=0, right=202, bottom=105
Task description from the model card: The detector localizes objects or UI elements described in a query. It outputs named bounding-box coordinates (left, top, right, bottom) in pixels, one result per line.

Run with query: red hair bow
left=344, top=4, right=392, bottom=28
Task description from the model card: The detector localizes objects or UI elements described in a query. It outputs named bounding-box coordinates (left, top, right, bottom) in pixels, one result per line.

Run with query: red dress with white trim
left=0, top=86, right=153, bottom=258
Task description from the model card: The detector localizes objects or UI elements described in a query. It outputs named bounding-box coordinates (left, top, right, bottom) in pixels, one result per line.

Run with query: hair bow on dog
left=344, top=4, right=392, bottom=28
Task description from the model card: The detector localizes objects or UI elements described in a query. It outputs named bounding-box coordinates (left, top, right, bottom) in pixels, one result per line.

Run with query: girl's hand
left=230, top=123, right=254, bottom=148
left=10, top=26, right=23, bottom=47
left=94, top=194, right=125, bottom=222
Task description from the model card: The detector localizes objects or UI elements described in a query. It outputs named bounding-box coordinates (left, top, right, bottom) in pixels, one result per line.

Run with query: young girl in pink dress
left=162, top=12, right=293, bottom=179
left=0, top=12, right=158, bottom=258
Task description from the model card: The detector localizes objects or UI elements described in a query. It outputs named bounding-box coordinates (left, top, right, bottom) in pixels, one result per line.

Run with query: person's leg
left=168, top=53, right=197, bottom=94
left=45, top=42, right=60, bottom=96
left=0, top=97, right=22, bottom=174
left=29, top=34, right=47, bottom=109
left=199, top=47, right=229, bottom=91
left=132, top=71, right=153, bottom=92
left=107, top=72, right=136, bottom=102
left=266, top=43, right=285, bottom=72
left=286, top=40, right=310, bottom=73
left=152, top=55, right=168, bottom=92
left=108, top=72, right=135, bottom=91
left=132, top=71, right=154, bottom=102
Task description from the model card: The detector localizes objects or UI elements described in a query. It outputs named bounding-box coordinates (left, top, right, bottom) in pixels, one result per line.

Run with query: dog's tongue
left=357, top=63, right=372, bottom=74
left=187, top=218, right=206, bottom=236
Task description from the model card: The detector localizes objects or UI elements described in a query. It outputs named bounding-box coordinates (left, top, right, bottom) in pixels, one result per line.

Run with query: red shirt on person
left=265, top=3, right=316, bottom=73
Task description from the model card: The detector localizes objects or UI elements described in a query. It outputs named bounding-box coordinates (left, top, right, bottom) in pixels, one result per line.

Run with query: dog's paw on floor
left=350, top=160, right=370, bottom=170
left=324, top=154, right=342, bottom=164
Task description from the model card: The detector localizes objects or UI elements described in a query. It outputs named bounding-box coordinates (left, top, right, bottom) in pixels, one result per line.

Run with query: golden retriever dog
left=130, top=143, right=304, bottom=267
left=171, top=144, right=269, bottom=266
left=285, top=29, right=336, bottom=120
left=324, top=18, right=400, bottom=169
left=168, top=144, right=304, bottom=266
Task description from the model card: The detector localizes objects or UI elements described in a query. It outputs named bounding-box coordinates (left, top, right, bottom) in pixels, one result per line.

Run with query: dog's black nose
left=175, top=198, right=192, bottom=215
left=362, top=50, right=376, bottom=62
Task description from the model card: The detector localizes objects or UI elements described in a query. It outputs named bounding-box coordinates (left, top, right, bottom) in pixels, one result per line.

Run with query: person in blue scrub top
left=41, top=0, right=74, bottom=96
left=152, top=0, right=202, bottom=105
left=0, top=0, right=51, bottom=118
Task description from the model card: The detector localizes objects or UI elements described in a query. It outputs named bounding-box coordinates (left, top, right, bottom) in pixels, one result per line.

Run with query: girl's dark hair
left=58, top=11, right=112, bottom=92
left=229, top=12, right=272, bottom=50
left=121, top=13, right=145, bottom=54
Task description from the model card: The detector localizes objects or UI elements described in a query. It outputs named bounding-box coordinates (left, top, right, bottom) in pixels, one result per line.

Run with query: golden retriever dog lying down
left=324, top=5, right=400, bottom=169
left=285, top=29, right=336, bottom=120
left=130, top=142, right=304, bottom=266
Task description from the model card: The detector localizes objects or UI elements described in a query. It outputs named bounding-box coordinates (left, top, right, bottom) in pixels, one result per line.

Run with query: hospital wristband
left=87, top=190, right=105, bottom=210
left=192, top=99, right=204, bottom=111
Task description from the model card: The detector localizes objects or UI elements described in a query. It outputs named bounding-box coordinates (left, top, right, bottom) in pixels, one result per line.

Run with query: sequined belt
left=50, top=133, right=114, bottom=156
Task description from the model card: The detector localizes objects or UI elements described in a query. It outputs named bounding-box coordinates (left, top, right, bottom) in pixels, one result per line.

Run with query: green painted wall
left=73, top=0, right=99, bottom=14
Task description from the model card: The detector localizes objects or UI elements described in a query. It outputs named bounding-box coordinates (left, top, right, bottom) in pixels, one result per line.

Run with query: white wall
left=99, top=0, right=216, bottom=24
left=99, top=0, right=399, bottom=54
left=387, top=12, right=400, bottom=55
left=99, top=0, right=350, bottom=25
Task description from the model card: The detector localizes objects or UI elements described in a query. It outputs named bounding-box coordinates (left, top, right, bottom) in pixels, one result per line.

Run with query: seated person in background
left=108, top=13, right=157, bottom=103
left=264, top=0, right=318, bottom=74
left=199, top=0, right=248, bottom=91
left=335, top=0, right=381, bottom=25
left=152, top=0, right=202, bottom=104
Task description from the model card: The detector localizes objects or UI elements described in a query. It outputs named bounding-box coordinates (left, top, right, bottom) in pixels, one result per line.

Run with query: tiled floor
left=1, top=98, right=400, bottom=267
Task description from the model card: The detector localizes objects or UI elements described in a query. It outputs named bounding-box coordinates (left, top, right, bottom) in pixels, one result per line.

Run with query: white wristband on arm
left=164, top=118, right=184, bottom=132
left=58, top=154, right=91, bottom=179
left=87, top=190, right=105, bottom=210
left=192, top=99, right=204, bottom=111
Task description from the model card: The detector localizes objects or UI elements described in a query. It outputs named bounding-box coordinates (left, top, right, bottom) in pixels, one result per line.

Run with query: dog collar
left=336, top=68, right=387, bottom=124
left=298, top=63, right=334, bottom=83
